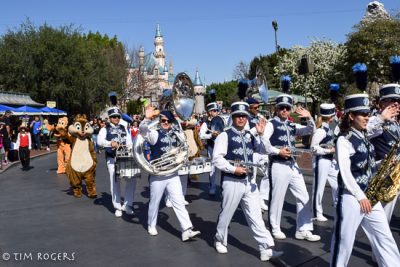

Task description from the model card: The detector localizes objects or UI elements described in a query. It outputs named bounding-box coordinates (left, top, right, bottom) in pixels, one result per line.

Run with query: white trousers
left=207, top=146, right=221, bottom=192
left=269, top=160, right=313, bottom=233
left=165, top=175, right=188, bottom=202
left=253, top=153, right=269, bottom=200
left=215, top=177, right=275, bottom=251
left=331, top=192, right=400, bottom=267
left=106, top=157, right=137, bottom=210
left=148, top=173, right=193, bottom=231
left=312, top=157, right=338, bottom=217
left=383, top=191, right=400, bottom=223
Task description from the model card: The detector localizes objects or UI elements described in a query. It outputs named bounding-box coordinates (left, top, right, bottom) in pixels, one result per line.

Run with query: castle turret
left=139, top=46, right=145, bottom=67
left=193, top=69, right=206, bottom=114
left=154, top=23, right=165, bottom=68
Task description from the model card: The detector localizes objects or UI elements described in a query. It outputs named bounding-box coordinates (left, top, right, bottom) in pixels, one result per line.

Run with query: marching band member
left=367, top=83, right=400, bottom=223
left=213, top=101, right=283, bottom=261
left=331, top=94, right=400, bottom=266
left=246, top=97, right=269, bottom=211
left=262, top=94, right=320, bottom=241
left=97, top=107, right=137, bottom=217
left=199, top=102, right=223, bottom=195
left=310, top=103, right=338, bottom=221
left=139, top=106, right=200, bottom=241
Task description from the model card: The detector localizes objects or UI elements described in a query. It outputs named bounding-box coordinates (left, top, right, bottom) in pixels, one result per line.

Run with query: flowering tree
left=273, top=39, right=347, bottom=105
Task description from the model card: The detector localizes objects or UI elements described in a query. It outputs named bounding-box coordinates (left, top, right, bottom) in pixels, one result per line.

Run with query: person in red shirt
left=130, top=121, right=139, bottom=141
left=15, top=124, right=32, bottom=171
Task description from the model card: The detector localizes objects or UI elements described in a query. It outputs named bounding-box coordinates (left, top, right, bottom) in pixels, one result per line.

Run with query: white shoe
left=295, top=230, right=321, bottom=242
left=260, top=249, right=284, bottom=261
left=183, top=200, right=189, bottom=205
left=148, top=226, right=158, bottom=236
left=215, top=241, right=228, bottom=254
left=165, top=199, right=172, bottom=208
left=114, top=209, right=122, bottom=217
left=315, top=215, right=328, bottom=222
left=182, top=229, right=200, bottom=241
left=122, top=205, right=134, bottom=215
left=260, top=199, right=268, bottom=211
left=272, top=231, right=286, bottom=240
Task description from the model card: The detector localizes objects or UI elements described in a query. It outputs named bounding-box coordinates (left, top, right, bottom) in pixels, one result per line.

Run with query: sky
left=0, top=0, right=398, bottom=85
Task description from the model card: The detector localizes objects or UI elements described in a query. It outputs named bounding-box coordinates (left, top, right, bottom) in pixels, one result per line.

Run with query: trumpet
left=275, top=146, right=311, bottom=159
left=227, top=159, right=268, bottom=174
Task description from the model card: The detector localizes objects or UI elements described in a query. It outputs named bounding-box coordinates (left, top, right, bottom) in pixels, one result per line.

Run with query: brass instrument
left=365, top=125, right=400, bottom=206
left=227, top=159, right=268, bottom=176
left=133, top=72, right=194, bottom=176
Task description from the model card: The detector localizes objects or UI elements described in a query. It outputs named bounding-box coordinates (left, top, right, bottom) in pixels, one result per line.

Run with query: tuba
left=365, top=125, right=400, bottom=206
left=133, top=72, right=195, bottom=176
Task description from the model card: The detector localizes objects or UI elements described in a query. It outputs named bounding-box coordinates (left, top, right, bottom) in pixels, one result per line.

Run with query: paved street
left=0, top=152, right=399, bottom=267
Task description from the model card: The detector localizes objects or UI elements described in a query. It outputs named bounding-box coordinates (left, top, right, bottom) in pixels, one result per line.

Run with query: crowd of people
left=1, top=82, right=400, bottom=265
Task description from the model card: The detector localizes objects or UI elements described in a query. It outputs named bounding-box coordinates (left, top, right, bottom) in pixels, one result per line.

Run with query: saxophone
left=365, top=125, right=400, bottom=206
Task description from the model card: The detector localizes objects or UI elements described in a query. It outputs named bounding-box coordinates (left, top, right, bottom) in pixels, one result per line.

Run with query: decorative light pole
left=272, top=20, right=279, bottom=53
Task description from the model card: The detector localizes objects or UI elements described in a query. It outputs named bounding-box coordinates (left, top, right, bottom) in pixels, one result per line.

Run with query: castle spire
left=155, top=23, right=162, bottom=37
left=193, top=68, right=202, bottom=86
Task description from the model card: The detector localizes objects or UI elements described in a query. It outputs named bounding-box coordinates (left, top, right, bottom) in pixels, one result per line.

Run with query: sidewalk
left=0, top=143, right=57, bottom=174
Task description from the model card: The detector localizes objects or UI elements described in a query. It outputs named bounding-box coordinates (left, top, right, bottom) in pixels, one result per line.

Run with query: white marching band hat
left=379, top=83, right=400, bottom=100
left=230, top=101, right=249, bottom=117
left=320, top=103, right=336, bottom=117
left=275, top=94, right=294, bottom=107
left=344, top=94, right=370, bottom=114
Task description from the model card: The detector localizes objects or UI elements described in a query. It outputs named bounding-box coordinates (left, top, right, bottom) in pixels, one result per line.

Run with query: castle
left=127, top=24, right=206, bottom=114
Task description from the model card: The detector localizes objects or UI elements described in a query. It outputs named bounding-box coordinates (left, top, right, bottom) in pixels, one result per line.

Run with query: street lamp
left=272, top=20, right=279, bottom=53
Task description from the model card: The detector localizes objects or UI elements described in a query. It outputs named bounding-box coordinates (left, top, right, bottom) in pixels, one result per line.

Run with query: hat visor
left=108, top=113, right=121, bottom=117
left=380, top=94, right=400, bottom=100
left=276, top=102, right=293, bottom=107
left=345, top=107, right=370, bottom=114
left=321, top=112, right=336, bottom=117
left=231, top=111, right=249, bottom=117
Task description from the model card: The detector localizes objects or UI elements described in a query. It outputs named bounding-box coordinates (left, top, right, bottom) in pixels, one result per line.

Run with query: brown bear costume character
left=66, top=114, right=97, bottom=198
left=53, top=117, right=71, bottom=174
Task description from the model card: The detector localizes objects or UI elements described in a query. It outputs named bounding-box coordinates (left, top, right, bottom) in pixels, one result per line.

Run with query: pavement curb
left=0, top=150, right=57, bottom=174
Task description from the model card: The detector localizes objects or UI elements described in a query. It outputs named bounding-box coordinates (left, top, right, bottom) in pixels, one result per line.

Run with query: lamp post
left=272, top=20, right=279, bottom=53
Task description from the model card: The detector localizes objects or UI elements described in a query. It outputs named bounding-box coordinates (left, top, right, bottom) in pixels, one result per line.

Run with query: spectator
left=0, top=122, right=5, bottom=169
left=92, top=118, right=100, bottom=153
left=0, top=110, right=12, bottom=165
left=15, top=124, right=32, bottom=171
left=30, top=116, right=42, bottom=150
left=130, top=121, right=139, bottom=141
left=41, top=119, right=52, bottom=151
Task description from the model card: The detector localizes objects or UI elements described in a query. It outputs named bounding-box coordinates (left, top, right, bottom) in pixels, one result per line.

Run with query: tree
left=232, top=60, right=250, bottom=80
left=206, top=80, right=238, bottom=107
left=272, top=39, right=347, bottom=109
left=345, top=18, right=400, bottom=88
left=0, top=20, right=127, bottom=116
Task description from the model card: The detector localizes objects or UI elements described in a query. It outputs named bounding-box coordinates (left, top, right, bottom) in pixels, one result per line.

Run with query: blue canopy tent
left=38, top=107, right=67, bottom=115
left=14, top=105, right=44, bottom=115
left=0, top=104, right=18, bottom=113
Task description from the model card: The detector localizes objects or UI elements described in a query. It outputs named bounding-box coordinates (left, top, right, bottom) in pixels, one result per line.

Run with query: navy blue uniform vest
left=105, top=123, right=127, bottom=158
left=269, top=118, right=296, bottom=161
left=345, top=130, right=376, bottom=191
left=149, top=129, right=178, bottom=160
left=318, top=124, right=334, bottom=160
left=223, top=128, right=255, bottom=180
left=248, top=113, right=260, bottom=129
left=370, top=120, right=400, bottom=161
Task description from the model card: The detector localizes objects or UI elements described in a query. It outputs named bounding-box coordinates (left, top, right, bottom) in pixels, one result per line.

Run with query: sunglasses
left=279, top=106, right=291, bottom=111
left=233, top=114, right=248, bottom=119
left=110, top=115, right=121, bottom=119
left=161, top=119, right=170, bottom=123
left=250, top=106, right=260, bottom=110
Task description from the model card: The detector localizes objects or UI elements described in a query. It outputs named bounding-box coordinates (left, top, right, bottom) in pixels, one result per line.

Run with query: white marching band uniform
left=139, top=116, right=200, bottom=240
left=97, top=109, right=138, bottom=216
left=212, top=101, right=282, bottom=261
left=310, top=121, right=338, bottom=220
left=367, top=113, right=400, bottom=223
left=331, top=127, right=400, bottom=267
left=262, top=115, right=318, bottom=239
